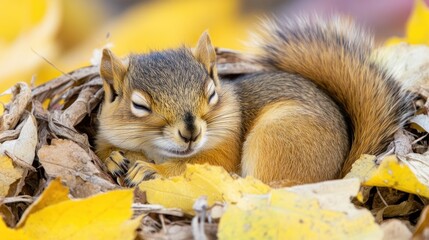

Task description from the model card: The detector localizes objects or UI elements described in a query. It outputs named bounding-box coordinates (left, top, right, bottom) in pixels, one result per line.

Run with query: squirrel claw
left=105, top=151, right=130, bottom=177
left=124, top=161, right=160, bottom=187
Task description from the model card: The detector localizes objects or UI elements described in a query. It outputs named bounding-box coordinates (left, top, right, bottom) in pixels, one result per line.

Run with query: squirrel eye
left=131, top=92, right=151, bottom=117
left=132, top=102, right=150, bottom=111
left=208, top=91, right=218, bottom=105
left=206, top=80, right=218, bottom=106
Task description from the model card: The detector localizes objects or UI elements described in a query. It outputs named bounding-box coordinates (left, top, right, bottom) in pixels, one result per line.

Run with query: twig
left=377, top=188, right=389, bottom=207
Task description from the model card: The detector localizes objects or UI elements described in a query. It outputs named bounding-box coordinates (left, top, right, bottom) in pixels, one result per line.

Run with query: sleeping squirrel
left=95, top=16, right=413, bottom=187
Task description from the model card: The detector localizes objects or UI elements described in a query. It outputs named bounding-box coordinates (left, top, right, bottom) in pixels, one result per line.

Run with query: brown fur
left=250, top=16, right=413, bottom=177
left=241, top=101, right=347, bottom=184
left=96, top=16, right=413, bottom=186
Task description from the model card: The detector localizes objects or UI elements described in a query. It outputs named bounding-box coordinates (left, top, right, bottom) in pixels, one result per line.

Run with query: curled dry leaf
left=0, top=114, right=38, bottom=197
left=0, top=205, right=16, bottom=228
left=410, top=115, right=429, bottom=133
left=375, top=200, right=422, bottom=223
left=393, top=130, right=413, bottom=156
left=37, top=139, right=117, bottom=198
left=218, top=178, right=382, bottom=239
left=0, top=114, right=37, bottom=166
left=0, top=83, right=31, bottom=131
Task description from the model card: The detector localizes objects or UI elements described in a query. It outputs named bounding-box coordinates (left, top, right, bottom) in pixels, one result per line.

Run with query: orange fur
left=241, top=101, right=347, bottom=184
left=96, top=16, right=413, bottom=187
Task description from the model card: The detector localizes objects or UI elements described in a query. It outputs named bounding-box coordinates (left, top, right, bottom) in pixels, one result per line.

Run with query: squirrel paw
left=124, top=161, right=161, bottom=187
left=105, top=151, right=130, bottom=177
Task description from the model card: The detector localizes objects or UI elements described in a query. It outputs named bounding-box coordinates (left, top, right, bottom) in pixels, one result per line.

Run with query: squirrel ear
left=193, top=31, right=219, bottom=85
left=100, top=49, right=128, bottom=102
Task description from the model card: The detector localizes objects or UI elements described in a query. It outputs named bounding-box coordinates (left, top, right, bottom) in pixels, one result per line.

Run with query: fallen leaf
left=346, top=155, right=429, bottom=198
left=375, top=200, right=422, bottom=223
left=385, top=0, right=429, bottom=45
left=373, top=44, right=429, bottom=91
left=138, top=164, right=270, bottom=215
left=0, top=179, right=140, bottom=240
left=0, top=220, right=26, bottom=240
left=218, top=178, right=382, bottom=239
left=0, top=155, right=23, bottom=197
left=0, top=83, right=31, bottom=131
left=0, top=114, right=37, bottom=166
left=393, top=130, right=413, bottom=156
left=0, top=203, right=16, bottom=227
left=286, top=178, right=362, bottom=212
left=410, top=115, right=429, bottom=133
left=400, top=153, right=429, bottom=185
left=37, top=139, right=117, bottom=197
left=16, top=178, right=69, bottom=227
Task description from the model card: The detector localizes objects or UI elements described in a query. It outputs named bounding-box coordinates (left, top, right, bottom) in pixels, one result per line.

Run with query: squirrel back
left=250, top=16, right=414, bottom=176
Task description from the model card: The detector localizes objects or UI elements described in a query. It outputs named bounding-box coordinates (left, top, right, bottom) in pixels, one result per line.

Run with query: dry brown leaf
left=374, top=44, right=429, bottom=91
left=375, top=200, right=422, bottom=223
left=0, top=114, right=37, bottom=166
left=393, top=130, right=413, bottom=156
left=37, top=139, right=117, bottom=197
left=0, top=83, right=31, bottom=131
left=0, top=203, right=16, bottom=227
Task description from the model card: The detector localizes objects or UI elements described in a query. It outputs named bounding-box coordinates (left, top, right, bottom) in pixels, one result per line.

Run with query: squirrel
left=95, top=16, right=413, bottom=187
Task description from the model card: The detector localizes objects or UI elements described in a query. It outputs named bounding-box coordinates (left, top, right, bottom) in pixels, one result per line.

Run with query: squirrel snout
left=178, top=128, right=201, bottom=143
left=176, top=112, right=205, bottom=145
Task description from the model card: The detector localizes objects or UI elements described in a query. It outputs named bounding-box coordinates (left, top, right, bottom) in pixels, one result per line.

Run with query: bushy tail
left=250, top=16, right=413, bottom=176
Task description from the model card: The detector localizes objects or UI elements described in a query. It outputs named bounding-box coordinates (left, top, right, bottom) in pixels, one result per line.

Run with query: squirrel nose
left=178, top=129, right=201, bottom=143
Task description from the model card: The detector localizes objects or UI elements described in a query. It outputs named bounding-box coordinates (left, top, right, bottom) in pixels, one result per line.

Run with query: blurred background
left=0, top=0, right=425, bottom=105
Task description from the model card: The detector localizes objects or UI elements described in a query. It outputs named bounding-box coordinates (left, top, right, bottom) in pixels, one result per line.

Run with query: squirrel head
left=98, top=32, right=240, bottom=159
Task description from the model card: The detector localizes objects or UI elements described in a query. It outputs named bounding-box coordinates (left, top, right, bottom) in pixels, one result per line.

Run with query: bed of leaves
left=2, top=1, right=429, bottom=239
left=0, top=45, right=428, bottom=239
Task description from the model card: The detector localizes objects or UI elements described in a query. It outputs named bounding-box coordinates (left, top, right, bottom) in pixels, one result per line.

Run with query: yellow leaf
left=218, top=179, right=382, bottom=239
left=346, top=155, right=429, bottom=198
left=20, top=190, right=140, bottom=240
left=0, top=220, right=27, bottom=240
left=0, top=180, right=140, bottom=240
left=138, top=164, right=270, bottom=215
left=385, top=0, right=429, bottom=45
left=17, top=178, right=69, bottom=227
left=0, top=155, right=23, bottom=197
